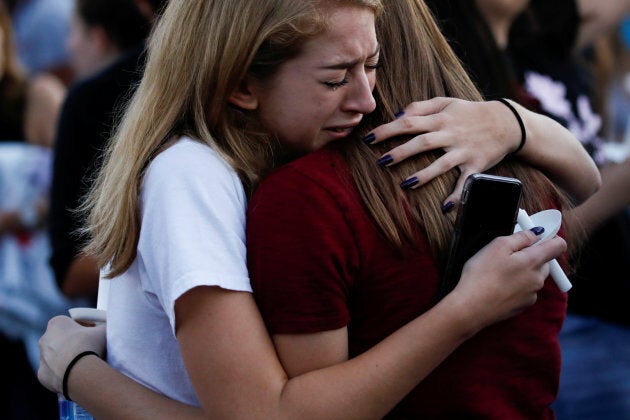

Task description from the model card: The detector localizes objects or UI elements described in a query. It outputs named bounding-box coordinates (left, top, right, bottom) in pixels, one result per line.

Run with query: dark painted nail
left=363, top=133, right=376, bottom=144
left=377, top=155, right=394, bottom=166
left=400, top=176, right=419, bottom=189
left=530, top=226, right=545, bottom=236
left=395, top=111, right=405, bottom=119
left=441, top=201, right=455, bottom=214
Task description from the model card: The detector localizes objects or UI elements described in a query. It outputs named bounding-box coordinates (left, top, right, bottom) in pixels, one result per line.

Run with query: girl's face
left=239, top=6, right=379, bottom=154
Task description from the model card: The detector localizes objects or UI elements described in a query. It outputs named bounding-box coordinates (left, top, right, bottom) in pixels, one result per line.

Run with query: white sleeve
left=137, top=139, right=251, bottom=331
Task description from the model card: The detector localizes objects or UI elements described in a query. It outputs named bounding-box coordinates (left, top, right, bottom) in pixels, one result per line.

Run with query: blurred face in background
left=66, top=11, right=113, bottom=80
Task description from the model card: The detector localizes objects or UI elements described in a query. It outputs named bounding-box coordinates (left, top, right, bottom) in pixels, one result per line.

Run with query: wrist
left=494, top=98, right=526, bottom=155
left=63, top=351, right=100, bottom=401
left=437, top=291, right=485, bottom=340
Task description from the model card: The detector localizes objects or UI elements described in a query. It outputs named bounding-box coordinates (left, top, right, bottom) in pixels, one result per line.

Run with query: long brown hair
left=341, top=0, right=571, bottom=271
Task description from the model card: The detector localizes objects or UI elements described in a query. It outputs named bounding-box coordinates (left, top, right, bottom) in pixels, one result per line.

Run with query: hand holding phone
left=438, top=173, right=523, bottom=300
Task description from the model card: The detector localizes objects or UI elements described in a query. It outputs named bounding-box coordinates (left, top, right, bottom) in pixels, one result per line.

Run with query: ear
left=228, top=79, right=259, bottom=110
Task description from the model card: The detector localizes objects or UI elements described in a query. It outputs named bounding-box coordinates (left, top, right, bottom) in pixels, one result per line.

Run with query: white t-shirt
left=105, top=137, right=251, bottom=406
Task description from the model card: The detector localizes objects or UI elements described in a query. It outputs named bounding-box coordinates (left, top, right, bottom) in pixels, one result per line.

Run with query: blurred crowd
left=1, top=0, right=154, bottom=418
left=0, top=0, right=628, bottom=419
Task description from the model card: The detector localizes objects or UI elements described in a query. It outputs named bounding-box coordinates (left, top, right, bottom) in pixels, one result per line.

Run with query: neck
left=475, top=2, right=526, bottom=49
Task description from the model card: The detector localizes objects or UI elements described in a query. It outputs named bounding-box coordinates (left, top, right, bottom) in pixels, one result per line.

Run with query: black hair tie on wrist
left=62, top=351, right=99, bottom=401
left=495, top=98, right=526, bottom=155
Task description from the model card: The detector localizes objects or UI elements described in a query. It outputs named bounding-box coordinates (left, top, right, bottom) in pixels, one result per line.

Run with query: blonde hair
left=83, top=0, right=382, bottom=277
left=342, top=0, right=572, bottom=270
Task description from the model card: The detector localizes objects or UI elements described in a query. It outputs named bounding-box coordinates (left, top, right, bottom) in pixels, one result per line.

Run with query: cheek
left=369, top=72, right=377, bottom=91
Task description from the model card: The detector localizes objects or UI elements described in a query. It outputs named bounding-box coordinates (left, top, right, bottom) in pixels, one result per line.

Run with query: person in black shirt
left=424, top=0, right=630, bottom=417
left=48, top=0, right=167, bottom=302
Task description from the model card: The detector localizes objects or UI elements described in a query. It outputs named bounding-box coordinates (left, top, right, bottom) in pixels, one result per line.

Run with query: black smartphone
left=438, top=173, right=523, bottom=300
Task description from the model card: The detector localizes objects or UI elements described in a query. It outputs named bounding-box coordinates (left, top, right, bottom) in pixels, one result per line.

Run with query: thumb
left=508, top=228, right=544, bottom=251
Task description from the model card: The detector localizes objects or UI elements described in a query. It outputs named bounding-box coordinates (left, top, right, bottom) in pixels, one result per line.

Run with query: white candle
left=517, top=209, right=572, bottom=292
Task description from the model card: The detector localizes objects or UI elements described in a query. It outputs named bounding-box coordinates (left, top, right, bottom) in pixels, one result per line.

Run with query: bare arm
left=365, top=97, right=601, bottom=206
left=40, top=231, right=566, bottom=419
left=60, top=254, right=100, bottom=299
left=273, top=230, right=563, bottom=382
left=63, top=354, right=204, bottom=419
left=568, top=158, right=630, bottom=235
left=39, top=319, right=205, bottom=419
left=23, top=73, right=66, bottom=148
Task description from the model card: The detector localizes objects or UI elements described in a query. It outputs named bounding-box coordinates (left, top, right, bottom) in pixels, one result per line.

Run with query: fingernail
left=441, top=201, right=455, bottom=214
left=363, top=133, right=376, bottom=144
left=395, top=111, right=405, bottom=119
left=376, top=155, right=394, bottom=166
left=400, top=176, right=419, bottom=189
left=530, top=226, right=545, bottom=236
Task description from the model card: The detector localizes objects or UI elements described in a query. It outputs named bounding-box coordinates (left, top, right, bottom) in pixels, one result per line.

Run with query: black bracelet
left=495, top=98, right=526, bottom=155
left=62, top=351, right=99, bottom=401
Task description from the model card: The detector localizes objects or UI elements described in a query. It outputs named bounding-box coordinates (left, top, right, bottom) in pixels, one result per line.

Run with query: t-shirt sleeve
left=138, top=140, right=251, bottom=332
left=247, top=166, right=359, bottom=334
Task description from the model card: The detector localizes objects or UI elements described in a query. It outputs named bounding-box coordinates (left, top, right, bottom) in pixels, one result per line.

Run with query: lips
left=325, top=120, right=361, bottom=136
left=325, top=126, right=355, bottom=138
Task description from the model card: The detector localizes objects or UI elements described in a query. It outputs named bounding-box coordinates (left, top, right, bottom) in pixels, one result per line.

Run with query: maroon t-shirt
left=247, top=147, right=567, bottom=418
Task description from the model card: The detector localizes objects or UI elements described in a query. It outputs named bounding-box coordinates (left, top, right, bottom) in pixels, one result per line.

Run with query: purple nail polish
left=441, top=201, right=455, bottom=214
left=377, top=155, right=394, bottom=166
left=400, top=176, right=419, bottom=189
left=530, top=226, right=545, bottom=236
left=363, top=133, right=376, bottom=144
left=395, top=111, right=405, bottom=119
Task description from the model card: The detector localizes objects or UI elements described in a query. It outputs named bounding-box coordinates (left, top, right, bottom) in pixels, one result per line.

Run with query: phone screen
left=438, top=174, right=523, bottom=299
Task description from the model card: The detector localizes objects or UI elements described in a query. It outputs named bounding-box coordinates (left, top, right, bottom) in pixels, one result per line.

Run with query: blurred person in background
left=425, top=0, right=630, bottom=417
left=4, top=0, right=74, bottom=86
left=66, top=0, right=151, bottom=82
left=48, top=0, right=164, bottom=305
left=0, top=2, right=77, bottom=419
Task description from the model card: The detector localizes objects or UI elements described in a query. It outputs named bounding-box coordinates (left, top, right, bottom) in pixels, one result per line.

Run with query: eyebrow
left=319, top=44, right=380, bottom=70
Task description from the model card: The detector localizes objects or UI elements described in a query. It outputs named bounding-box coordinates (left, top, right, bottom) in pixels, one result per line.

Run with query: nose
left=342, top=70, right=376, bottom=115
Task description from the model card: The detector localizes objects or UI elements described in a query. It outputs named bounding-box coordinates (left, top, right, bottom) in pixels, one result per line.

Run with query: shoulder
left=249, top=147, right=360, bottom=228
left=151, top=137, right=235, bottom=176
left=25, top=74, right=66, bottom=118
left=255, top=147, right=349, bottom=198
left=27, top=73, right=66, bottom=100
left=146, top=137, right=244, bottom=198
left=61, top=77, right=108, bottom=113
left=62, top=47, right=144, bottom=109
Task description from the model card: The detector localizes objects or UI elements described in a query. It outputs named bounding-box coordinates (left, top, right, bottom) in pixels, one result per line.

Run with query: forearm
left=513, top=102, right=601, bottom=203
left=273, top=295, right=476, bottom=419
left=175, top=287, right=479, bottom=420
left=61, top=254, right=100, bottom=298
left=567, top=159, right=630, bottom=234
left=68, top=355, right=204, bottom=419
left=64, top=295, right=473, bottom=420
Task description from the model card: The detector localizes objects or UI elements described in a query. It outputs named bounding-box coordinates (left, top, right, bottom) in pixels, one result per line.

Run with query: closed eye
left=323, top=78, right=349, bottom=89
